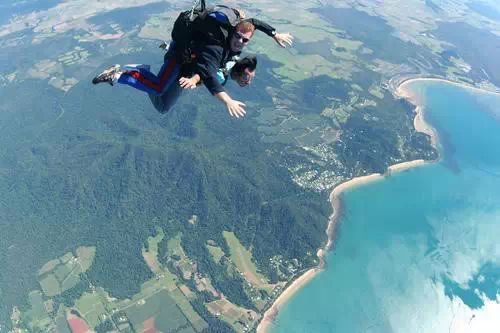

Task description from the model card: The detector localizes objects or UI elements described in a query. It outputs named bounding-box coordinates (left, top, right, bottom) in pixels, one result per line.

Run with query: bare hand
left=179, top=77, right=197, bottom=89
left=273, top=33, right=294, bottom=48
left=226, top=99, right=246, bottom=118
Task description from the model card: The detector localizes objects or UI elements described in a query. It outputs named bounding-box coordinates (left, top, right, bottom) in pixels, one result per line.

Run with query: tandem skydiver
left=92, top=3, right=293, bottom=118
left=150, top=53, right=259, bottom=113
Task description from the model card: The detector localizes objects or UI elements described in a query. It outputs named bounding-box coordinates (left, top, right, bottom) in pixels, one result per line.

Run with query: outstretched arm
left=215, top=91, right=246, bottom=118
left=245, top=18, right=294, bottom=48
left=179, top=73, right=245, bottom=117
left=193, top=45, right=247, bottom=117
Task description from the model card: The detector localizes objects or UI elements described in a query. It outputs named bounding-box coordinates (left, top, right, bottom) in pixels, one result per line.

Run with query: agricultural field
left=206, top=297, right=260, bottom=332
left=13, top=229, right=293, bottom=332
left=124, top=289, right=197, bottom=333
left=13, top=240, right=209, bottom=333
left=75, top=291, right=108, bottom=328
left=38, top=247, right=96, bottom=297
left=206, top=241, right=226, bottom=264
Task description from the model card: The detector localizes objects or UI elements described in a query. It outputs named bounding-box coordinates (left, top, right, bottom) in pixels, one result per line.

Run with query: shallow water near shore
left=270, top=81, right=500, bottom=333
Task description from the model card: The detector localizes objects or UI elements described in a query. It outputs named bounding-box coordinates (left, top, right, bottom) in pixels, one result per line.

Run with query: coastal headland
left=256, top=76, right=494, bottom=333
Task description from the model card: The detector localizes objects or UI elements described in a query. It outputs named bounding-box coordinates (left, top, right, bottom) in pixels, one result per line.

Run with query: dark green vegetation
left=0, top=51, right=432, bottom=331
left=294, top=39, right=339, bottom=63
left=433, top=22, right=500, bottom=86
left=95, top=320, right=114, bottom=333
left=0, top=53, right=330, bottom=328
left=0, top=3, right=448, bottom=331
left=336, top=96, right=435, bottom=173
left=312, top=6, right=441, bottom=68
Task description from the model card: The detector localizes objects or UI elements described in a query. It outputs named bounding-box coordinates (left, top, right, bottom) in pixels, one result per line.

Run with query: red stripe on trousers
left=127, top=58, right=178, bottom=93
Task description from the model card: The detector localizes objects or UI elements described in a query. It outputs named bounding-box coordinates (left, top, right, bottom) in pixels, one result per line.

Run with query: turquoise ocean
left=270, top=81, right=500, bottom=332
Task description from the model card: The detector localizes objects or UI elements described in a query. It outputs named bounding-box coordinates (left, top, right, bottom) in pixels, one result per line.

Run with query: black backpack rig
left=170, top=0, right=242, bottom=64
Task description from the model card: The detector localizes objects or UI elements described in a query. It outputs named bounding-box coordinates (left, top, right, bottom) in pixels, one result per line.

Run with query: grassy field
left=206, top=243, right=226, bottom=264
left=124, top=284, right=206, bottom=332
left=39, top=274, right=60, bottom=297
left=170, top=288, right=208, bottom=332
left=166, top=233, right=198, bottom=279
left=60, top=272, right=80, bottom=292
left=167, top=233, right=185, bottom=258
left=223, top=231, right=269, bottom=288
left=142, top=228, right=165, bottom=274
left=37, top=247, right=96, bottom=297
left=75, top=291, right=108, bottom=328
left=38, top=259, right=60, bottom=276
left=55, top=306, right=71, bottom=333
left=76, top=246, right=96, bottom=271
left=60, top=253, right=73, bottom=264
left=141, top=274, right=177, bottom=295
left=124, top=289, right=191, bottom=332
left=28, top=291, right=48, bottom=320
left=24, top=291, right=52, bottom=331
left=54, top=264, right=72, bottom=281
left=206, top=297, right=261, bottom=331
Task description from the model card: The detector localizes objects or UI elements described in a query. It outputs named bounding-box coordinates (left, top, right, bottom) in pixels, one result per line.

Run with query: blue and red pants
left=116, top=45, right=184, bottom=113
left=118, top=56, right=181, bottom=96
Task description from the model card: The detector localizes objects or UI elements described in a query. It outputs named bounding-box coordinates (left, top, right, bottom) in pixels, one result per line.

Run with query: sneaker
left=159, top=41, right=170, bottom=51
left=92, top=65, right=121, bottom=86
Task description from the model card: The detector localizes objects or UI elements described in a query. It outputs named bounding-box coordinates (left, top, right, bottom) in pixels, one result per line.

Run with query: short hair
left=230, top=55, right=257, bottom=78
left=235, top=20, right=256, bottom=34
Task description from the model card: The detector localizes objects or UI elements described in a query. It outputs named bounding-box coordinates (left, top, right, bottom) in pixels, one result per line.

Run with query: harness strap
left=190, top=0, right=206, bottom=20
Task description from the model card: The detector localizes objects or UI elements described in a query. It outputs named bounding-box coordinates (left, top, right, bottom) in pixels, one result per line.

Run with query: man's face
left=234, top=68, right=255, bottom=87
left=230, top=29, right=253, bottom=52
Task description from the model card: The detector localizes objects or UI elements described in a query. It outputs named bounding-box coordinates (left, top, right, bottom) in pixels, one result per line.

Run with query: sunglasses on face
left=234, top=32, right=250, bottom=43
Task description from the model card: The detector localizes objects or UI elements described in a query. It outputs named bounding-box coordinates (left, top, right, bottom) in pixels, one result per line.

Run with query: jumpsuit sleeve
left=193, top=45, right=226, bottom=95
left=245, top=18, right=276, bottom=37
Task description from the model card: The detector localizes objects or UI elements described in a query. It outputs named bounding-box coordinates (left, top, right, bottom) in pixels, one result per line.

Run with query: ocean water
left=270, top=81, right=500, bottom=333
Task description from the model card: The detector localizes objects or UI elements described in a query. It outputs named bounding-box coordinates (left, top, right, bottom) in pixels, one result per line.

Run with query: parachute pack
left=171, top=0, right=242, bottom=63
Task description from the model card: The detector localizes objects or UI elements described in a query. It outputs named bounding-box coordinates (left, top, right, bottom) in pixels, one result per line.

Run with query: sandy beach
left=397, top=78, right=500, bottom=148
left=387, top=159, right=426, bottom=174
left=398, top=77, right=500, bottom=97
left=257, top=173, right=389, bottom=333
left=396, top=80, right=439, bottom=149
left=257, top=266, right=320, bottom=333
left=256, top=77, right=484, bottom=333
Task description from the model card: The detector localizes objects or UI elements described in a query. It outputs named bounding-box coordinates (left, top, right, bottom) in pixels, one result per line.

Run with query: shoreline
left=397, top=77, right=500, bottom=97
left=256, top=76, right=496, bottom=333
left=257, top=173, right=385, bottom=333
left=256, top=264, right=320, bottom=333
left=258, top=169, right=430, bottom=333
left=395, top=81, right=439, bottom=149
